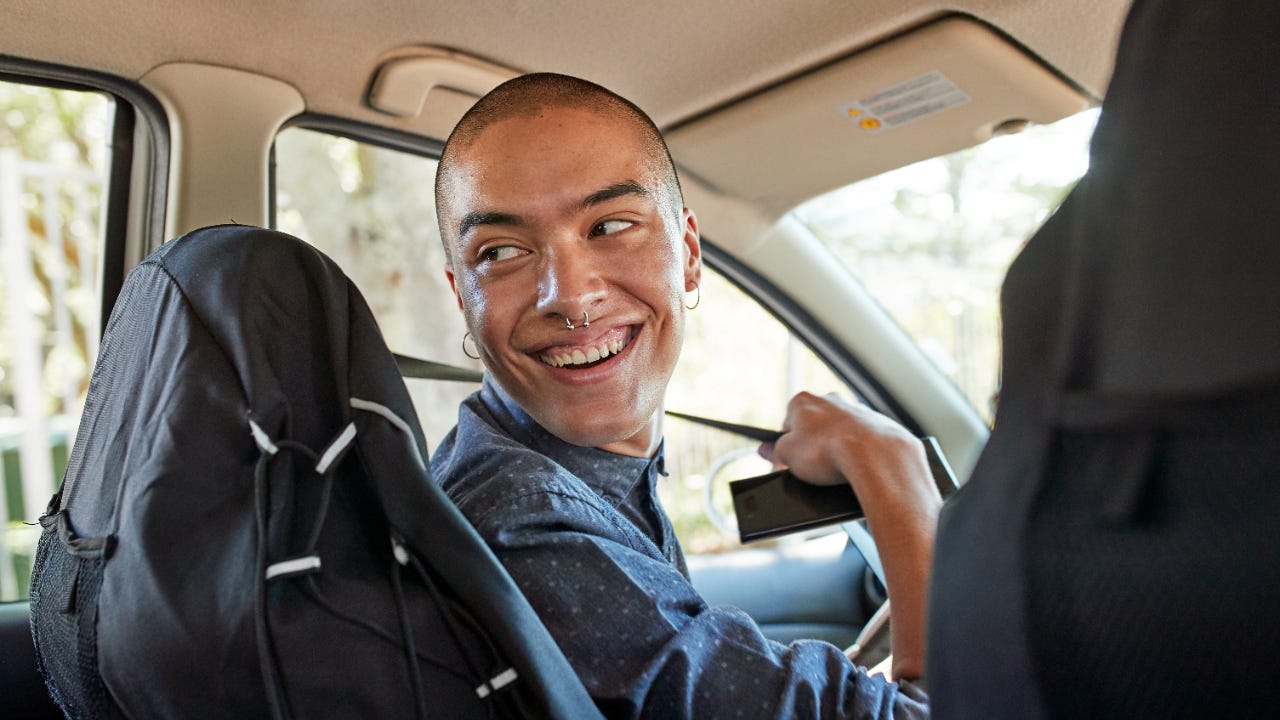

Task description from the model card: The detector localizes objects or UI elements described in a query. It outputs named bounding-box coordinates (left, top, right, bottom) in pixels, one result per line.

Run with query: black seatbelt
left=392, top=354, right=483, bottom=383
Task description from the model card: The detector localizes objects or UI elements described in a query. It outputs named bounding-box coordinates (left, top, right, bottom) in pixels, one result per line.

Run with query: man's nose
left=537, top=245, right=605, bottom=319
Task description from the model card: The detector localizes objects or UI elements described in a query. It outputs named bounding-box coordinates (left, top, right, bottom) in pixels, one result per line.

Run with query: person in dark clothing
left=927, top=1, right=1280, bottom=717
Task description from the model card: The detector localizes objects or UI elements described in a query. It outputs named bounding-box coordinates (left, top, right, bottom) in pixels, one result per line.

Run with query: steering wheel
left=840, top=520, right=891, bottom=668
left=699, top=446, right=760, bottom=536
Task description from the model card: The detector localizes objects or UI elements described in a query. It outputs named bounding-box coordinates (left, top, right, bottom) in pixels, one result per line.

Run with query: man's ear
left=444, top=262, right=465, bottom=311
left=681, top=208, right=703, bottom=291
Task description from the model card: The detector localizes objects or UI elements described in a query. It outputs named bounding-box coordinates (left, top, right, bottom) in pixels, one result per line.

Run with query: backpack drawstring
left=249, top=417, right=354, bottom=720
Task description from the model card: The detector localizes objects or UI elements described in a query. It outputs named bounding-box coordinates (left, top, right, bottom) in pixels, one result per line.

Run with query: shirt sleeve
left=466, top=482, right=930, bottom=720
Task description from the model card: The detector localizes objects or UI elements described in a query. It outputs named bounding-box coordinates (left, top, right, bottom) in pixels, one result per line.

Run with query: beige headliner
left=7, top=0, right=1129, bottom=132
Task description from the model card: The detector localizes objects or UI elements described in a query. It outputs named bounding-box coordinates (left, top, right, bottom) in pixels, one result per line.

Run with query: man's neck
left=598, top=412, right=662, bottom=458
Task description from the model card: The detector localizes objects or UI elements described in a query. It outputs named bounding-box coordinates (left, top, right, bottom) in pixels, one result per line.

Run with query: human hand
left=761, top=391, right=941, bottom=681
left=760, top=393, right=939, bottom=517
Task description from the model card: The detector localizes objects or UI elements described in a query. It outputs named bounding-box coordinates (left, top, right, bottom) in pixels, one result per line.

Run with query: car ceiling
left=7, top=0, right=1129, bottom=132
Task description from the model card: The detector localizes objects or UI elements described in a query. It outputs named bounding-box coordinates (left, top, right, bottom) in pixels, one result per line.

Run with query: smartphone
left=729, top=436, right=959, bottom=543
left=730, top=470, right=864, bottom=543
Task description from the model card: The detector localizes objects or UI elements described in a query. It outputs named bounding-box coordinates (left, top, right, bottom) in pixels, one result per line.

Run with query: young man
left=431, top=73, right=940, bottom=718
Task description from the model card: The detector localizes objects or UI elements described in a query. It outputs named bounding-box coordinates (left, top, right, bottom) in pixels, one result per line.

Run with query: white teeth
left=538, top=333, right=630, bottom=368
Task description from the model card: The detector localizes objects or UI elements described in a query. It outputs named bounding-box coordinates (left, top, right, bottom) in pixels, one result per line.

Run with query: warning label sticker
left=838, top=71, right=970, bottom=133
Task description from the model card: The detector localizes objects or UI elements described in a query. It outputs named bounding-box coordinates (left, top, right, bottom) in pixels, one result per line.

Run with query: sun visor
left=666, top=16, right=1092, bottom=215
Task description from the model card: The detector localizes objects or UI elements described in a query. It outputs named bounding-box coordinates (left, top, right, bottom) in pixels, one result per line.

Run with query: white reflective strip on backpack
left=315, top=421, right=357, bottom=473
left=474, top=667, right=519, bottom=698
left=248, top=419, right=279, bottom=455
left=390, top=536, right=411, bottom=566
left=350, top=397, right=426, bottom=471
left=265, top=555, right=322, bottom=580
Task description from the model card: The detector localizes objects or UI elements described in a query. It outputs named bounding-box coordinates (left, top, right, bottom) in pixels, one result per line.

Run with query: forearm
left=876, top=516, right=936, bottom=681
left=835, top=436, right=940, bottom=681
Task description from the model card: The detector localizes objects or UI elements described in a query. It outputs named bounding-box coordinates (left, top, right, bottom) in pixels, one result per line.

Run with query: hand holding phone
left=668, top=407, right=957, bottom=543
left=730, top=436, right=955, bottom=542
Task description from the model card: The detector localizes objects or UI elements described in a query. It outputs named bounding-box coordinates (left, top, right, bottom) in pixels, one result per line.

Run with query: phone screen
left=730, top=470, right=864, bottom=543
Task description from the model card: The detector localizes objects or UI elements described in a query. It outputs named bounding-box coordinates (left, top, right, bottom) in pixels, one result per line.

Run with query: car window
left=273, top=126, right=478, bottom=450
left=792, top=108, right=1100, bottom=422
left=1, top=80, right=115, bottom=602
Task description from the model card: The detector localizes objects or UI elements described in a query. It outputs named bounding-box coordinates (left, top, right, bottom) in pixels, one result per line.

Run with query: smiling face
left=439, top=105, right=701, bottom=456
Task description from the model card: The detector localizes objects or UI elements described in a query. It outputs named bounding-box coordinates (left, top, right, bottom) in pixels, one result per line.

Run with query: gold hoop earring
left=684, top=284, right=700, bottom=310
left=462, top=331, right=481, bottom=360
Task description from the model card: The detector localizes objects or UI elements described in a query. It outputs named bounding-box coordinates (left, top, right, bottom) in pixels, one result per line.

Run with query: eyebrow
left=457, top=210, right=523, bottom=240
left=578, top=180, right=650, bottom=211
left=456, top=181, right=651, bottom=240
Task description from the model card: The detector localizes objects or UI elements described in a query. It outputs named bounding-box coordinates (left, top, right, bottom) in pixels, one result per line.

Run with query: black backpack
left=29, top=224, right=602, bottom=719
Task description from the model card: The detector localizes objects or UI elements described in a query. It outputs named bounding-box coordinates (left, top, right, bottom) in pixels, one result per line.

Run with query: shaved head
left=431, top=72, right=703, bottom=455
left=435, top=73, right=682, bottom=257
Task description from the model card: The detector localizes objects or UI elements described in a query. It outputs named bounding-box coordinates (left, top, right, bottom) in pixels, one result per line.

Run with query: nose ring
left=563, top=311, right=589, bottom=330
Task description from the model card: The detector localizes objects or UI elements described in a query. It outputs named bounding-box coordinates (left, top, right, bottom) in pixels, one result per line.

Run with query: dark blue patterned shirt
left=431, top=378, right=928, bottom=719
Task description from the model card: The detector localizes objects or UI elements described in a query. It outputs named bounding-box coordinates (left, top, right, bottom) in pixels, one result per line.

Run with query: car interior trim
left=667, top=14, right=1093, bottom=217
left=140, top=62, right=303, bottom=237
left=367, top=47, right=517, bottom=119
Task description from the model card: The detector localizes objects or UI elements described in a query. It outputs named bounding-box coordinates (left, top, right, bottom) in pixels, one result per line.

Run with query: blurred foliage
left=0, top=83, right=109, bottom=164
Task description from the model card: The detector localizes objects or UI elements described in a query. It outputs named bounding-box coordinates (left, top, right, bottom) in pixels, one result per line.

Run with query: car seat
left=29, top=224, right=604, bottom=719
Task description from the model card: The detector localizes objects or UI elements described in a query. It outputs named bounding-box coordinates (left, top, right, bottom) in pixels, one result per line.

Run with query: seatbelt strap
left=841, top=519, right=885, bottom=589
left=392, top=353, right=483, bottom=382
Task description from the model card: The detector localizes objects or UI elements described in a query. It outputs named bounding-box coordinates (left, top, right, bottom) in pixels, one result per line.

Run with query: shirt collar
left=479, top=376, right=664, bottom=503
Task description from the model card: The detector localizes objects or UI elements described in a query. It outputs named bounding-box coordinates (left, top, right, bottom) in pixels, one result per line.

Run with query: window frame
left=700, top=240, right=925, bottom=435
left=268, top=113, right=445, bottom=230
